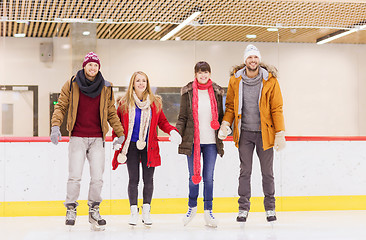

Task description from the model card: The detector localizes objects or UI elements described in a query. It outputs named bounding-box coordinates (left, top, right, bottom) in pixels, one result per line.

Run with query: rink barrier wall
left=1, top=136, right=366, bottom=217
left=1, top=196, right=366, bottom=217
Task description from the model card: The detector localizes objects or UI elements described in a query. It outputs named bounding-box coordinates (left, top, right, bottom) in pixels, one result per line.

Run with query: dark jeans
left=238, top=131, right=275, bottom=211
left=126, top=142, right=155, bottom=206
left=187, top=144, right=217, bottom=210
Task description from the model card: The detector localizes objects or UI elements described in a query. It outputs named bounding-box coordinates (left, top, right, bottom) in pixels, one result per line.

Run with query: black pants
left=126, top=142, right=155, bottom=206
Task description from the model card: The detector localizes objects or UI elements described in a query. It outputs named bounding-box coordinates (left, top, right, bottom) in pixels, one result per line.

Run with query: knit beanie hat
left=82, top=52, right=101, bottom=69
left=243, top=44, right=261, bottom=63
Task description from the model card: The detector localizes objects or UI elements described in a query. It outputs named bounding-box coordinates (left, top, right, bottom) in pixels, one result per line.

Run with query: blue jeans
left=187, top=144, right=217, bottom=210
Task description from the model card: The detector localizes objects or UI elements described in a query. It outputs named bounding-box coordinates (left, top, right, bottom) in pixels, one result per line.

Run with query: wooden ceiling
left=0, top=0, right=365, bottom=44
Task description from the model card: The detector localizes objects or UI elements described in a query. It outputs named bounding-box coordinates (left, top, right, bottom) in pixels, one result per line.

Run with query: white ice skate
left=204, top=210, right=218, bottom=228
left=129, top=205, right=139, bottom=226
left=141, top=204, right=152, bottom=226
left=89, top=203, right=106, bottom=231
left=183, top=206, right=197, bottom=226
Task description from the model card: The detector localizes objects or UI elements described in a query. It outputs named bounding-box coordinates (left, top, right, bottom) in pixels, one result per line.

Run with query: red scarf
left=191, top=79, right=220, bottom=184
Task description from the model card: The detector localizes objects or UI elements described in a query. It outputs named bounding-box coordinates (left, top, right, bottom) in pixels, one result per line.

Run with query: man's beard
left=246, top=64, right=259, bottom=72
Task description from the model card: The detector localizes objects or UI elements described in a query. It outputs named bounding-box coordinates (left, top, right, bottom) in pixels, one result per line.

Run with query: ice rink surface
left=1, top=210, right=365, bottom=240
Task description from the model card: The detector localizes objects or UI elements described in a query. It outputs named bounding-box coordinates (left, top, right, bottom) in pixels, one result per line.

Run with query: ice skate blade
left=65, top=225, right=74, bottom=232
left=90, top=223, right=105, bottom=231
left=183, top=218, right=193, bottom=226
left=142, top=219, right=152, bottom=226
left=143, top=222, right=152, bottom=227
left=268, top=221, right=275, bottom=228
left=205, top=224, right=218, bottom=229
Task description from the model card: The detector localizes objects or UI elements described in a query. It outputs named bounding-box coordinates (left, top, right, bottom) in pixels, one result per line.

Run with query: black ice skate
left=65, top=203, right=77, bottom=226
left=266, top=210, right=277, bottom=222
left=89, top=203, right=106, bottom=231
left=236, top=210, right=248, bottom=222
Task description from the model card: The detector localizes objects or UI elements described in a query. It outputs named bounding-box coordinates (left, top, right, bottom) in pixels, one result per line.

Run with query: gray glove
left=50, top=126, right=62, bottom=145
left=113, top=135, right=125, bottom=150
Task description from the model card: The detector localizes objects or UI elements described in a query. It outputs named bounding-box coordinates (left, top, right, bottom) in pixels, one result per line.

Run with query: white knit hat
left=243, top=44, right=261, bottom=63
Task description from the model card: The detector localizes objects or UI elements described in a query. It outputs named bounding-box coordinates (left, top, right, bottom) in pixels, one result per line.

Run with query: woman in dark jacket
left=176, top=61, right=224, bottom=228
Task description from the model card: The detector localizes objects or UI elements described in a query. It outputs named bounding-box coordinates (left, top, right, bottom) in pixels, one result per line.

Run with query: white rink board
left=1, top=140, right=366, bottom=202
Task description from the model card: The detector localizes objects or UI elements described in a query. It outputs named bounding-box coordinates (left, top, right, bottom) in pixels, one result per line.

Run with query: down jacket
left=176, top=81, right=225, bottom=157
left=223, top=63, right=285, bottom=150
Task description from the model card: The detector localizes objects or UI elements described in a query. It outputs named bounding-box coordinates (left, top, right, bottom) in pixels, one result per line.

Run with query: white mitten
left=218, top=121, right=232, bottom=140
left=169, top=130, right=182, bottom=144
left=274, top=131, right=286, bottom=151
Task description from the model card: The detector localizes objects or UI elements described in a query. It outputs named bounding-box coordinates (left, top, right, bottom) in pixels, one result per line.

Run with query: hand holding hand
left=274, top=131, right=286, bottom=151
left=169, top=130, right=182, bottom=145
left=218, top=121, right=232, bottom=140
left=113, top=135, right=125, bottom=151
left=50, top=126, right=62, bottom=145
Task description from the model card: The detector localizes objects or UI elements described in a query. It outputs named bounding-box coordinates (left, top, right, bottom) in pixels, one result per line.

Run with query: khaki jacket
left=51, top=76, right=124, bottom=140
left=223, top=64, right=285, bottom=150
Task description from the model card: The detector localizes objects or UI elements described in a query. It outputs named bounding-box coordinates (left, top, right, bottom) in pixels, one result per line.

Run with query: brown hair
left=194, top=61, right=211, bottom=73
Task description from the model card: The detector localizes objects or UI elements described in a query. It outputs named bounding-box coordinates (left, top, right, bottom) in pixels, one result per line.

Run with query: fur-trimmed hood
left=230, top=63, right=279, bottom=79
left=180, top=81, right=225, bottom=96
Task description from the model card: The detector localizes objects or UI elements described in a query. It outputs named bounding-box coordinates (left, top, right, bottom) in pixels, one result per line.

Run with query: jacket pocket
left=266, top=122, right=275, bottom=145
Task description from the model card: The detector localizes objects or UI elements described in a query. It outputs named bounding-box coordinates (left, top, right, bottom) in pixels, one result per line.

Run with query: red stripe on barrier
left=1, top=136, right=366, bottom=142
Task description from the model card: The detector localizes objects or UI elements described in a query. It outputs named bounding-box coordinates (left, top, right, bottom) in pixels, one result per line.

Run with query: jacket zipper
left=101, top=88, right=106, bottom=142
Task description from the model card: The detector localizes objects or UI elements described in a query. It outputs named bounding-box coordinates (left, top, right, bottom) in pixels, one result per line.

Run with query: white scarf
left=117, top=92, right=151, bottom=163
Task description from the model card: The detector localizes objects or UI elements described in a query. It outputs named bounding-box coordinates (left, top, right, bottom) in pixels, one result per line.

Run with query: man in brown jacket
left=218, top=45, right=286, bottom=223
left=50, top=52, right=124, bottom=231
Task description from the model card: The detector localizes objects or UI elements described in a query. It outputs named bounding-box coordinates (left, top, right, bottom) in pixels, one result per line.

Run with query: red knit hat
left=82, top=52, right=101, bottom=69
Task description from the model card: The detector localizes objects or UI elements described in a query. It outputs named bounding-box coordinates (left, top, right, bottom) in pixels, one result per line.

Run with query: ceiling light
left=14, top=33, right=26, bottom=37
left=317, top=24, right=366, bottom=45
left=267, top=28, right=278, bottom=32
left=290, top=29, right=297, bottom=34
left=160, top=11, right=201, bottom=41
left=62, top=44, right=71, bottom=49
left=61, top=18, right=87, bottom=23
left=246, top=34, right=257, bottom=39
left=16, top=20, right=29, bottom=24
left=154, top=26, right=162, bottom=32
left=175, top=37, right=181, bottom=41
left=82, top=31, right=90, bottom=36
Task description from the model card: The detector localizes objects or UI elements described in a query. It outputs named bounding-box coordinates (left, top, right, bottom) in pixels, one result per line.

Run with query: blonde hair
left=119, top=71, right=162, bottom=112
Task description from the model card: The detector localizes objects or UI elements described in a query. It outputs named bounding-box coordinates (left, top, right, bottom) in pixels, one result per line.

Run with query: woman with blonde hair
left=112, top=71, right=181, bottom=226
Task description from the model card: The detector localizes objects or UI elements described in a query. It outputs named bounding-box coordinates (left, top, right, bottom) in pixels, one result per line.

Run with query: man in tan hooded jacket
left=50, top=52, right=124, bottom=231
left=219, top=44, right=286, bottom=223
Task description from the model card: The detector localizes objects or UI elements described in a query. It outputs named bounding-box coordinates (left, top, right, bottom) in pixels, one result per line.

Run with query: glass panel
left=0, top=90, right=33, bottom=136
left=1, top=103, right=13, bottom=135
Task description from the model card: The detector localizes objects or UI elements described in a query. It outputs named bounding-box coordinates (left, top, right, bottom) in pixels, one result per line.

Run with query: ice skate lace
left=266, top=210, right=276, bottom=217
left=186, top=208, right=194, bottom=217
left=207, top=210, right=215, bottom=219
left=90, top=207, right=103, bottom=221
left=66, top=208, right=76, bottom=220
left=238, top=210, right=248, bottom=218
